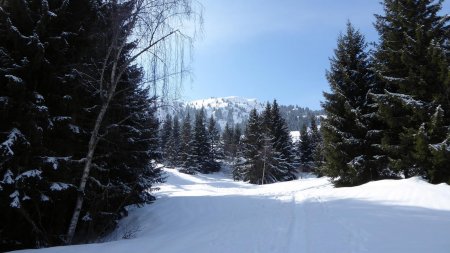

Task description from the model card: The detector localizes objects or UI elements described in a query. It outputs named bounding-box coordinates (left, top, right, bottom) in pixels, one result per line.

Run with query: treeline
left=159, top=109, right=221, bottom=174
left=279, top=105, right=323, bottom=132
left=162, top=98, right=322, bottom=132
left=321, top=0, right=450, bottom=186
left=0, top=0, right=194, bottom=250
left=161, top=100, right=323, bottom=185
left=233, top=101, right=322, bottom=184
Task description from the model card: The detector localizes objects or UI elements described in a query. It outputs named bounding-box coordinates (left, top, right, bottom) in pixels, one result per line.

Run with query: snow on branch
left=41, top=156, right=70, bottom=170
left=384, top=90, right=426, bottom=108
left=9, top=190, right=21, bottom=208
left=1, top=170, right=14, bottom=185
left=5, top=74, right=23, bottom=84
left=0, top=128, right=29, bottom=156
left=430, top=137, right=450, bottom=152
left=15, top=169, right=43, bottom=181
left=50, top=182, right=74, bottom=191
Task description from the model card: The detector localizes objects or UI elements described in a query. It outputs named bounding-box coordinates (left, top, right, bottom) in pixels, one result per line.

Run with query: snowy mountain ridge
left=189, top=96, right=262, bottom=110
left=159, top=96, right=321, bottom=131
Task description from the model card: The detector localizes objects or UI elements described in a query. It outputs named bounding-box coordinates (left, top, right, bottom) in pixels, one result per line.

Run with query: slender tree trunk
left=64, top=0, right=196, bottom=244
left=262, top=161, right=266, bottom=185
left=66, top=86, right=116, bottom=244
left=262, top=148, right=266, bottom=185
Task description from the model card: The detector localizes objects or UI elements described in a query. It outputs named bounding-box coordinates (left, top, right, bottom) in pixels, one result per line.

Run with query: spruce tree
left=373, top=0, right=450, bottom=180
left=309, top=116, right=325, bottom=172
left=233, top=124, right=243, bottom=159
left=261, top=102, right=273, bottom=132
left=168, top=115, right=181, bottom=166
left=235, top=104, right=297, bottom=184
left=299, top=124, right=313, bottom=171
left=0, top=0, right=102, bottom=247
left=235, top=109, right=263, bottom=183
left=191, top=108, right=219, bottom=173
left=180, top=113, right=195, bottom=174
left=269, top=100, right=297, bottom=181
left=322, top=22, right=383, bottom=186
left=222, top=122, right=234, bottom=160
left=160, top=114, right=173, bottom=162
left=0, top=1, right=165, bottom=248
left=207, top=115, right=221, bottom=161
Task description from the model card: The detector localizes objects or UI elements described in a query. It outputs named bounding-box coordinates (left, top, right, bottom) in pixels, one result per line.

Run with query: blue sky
left=183, top=0, right=450, bottom=110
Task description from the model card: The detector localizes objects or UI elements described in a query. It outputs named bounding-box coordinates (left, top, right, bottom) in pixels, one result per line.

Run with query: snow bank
left=12, top=169, right=450, bottom=253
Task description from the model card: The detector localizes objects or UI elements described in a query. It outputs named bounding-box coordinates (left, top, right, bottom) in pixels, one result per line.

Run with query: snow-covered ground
left=13, top=169, right=450, bottom=253
left=290, top=130, right=300, bottom=142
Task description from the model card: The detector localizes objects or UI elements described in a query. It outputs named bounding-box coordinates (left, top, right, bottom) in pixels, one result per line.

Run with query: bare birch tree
left=66, top=0, right=200, bottom=244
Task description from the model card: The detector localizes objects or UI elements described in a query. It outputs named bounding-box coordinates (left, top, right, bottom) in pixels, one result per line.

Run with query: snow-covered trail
left=14, top=168, right=450, bottom=253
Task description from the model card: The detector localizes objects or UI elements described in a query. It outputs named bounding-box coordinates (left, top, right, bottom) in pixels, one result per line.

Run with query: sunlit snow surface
left=14, top=168, right=450, bottom=253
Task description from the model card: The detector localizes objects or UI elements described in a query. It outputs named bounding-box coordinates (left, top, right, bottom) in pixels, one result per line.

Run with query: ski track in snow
left=12, top=168, right=450, bottom=253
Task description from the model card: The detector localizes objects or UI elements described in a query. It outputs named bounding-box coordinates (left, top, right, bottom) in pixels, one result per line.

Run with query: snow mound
left=290, top=130, right=300, bottom=142
left=13, top=169, right=450, bottom=253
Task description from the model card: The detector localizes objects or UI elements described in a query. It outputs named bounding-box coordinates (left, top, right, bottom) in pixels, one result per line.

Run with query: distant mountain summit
left=187, top=97, right=264, bottom=129
left=159, top=96, right=322, bottom=131
left=189, top=96, right=263, bottom=110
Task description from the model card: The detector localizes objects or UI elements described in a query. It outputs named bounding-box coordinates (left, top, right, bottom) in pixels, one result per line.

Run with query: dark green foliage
left=168, top=115, right=182, bottom=166
left=322, top=22, right=386, bottom=186
left=298, top=124, right=313, bottom=170
left=268, top=100, right=297, bottom=181
left=189, top=108, right=220, bottom=173
left=427, top=106, right=450, bottom=183
left=207, top=115, right=222, bottom=160
left=0, top=1, right=98, bottom=248
left=222, top=122, right=234, bottom=159
left=322, top=1, right=450, bottom=186
left=160, top=114, right=173, bottom=162
left=234, top=109, right=263, bottom=183
left=373, top=0, right=450, bottom=181
left=309, top=116, right=324, bottom=170
left=279, top=105, right=322, bottom=131
left=234, top=102, right=297, bottom=184
left=0, top=0, right=162, bottom=250
left=222, top=123, right=243, bottom=162
left=179, top=113, right=195, bottom=174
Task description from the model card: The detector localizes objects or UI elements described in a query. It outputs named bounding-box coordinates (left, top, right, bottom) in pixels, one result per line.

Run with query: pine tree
left=222, top=122, right=234, bottom=160
left=309, top=116, right=326, bottom=171
left=233, top=124, right=243, bottom=159
left=180, top=113, right=195, bottom=174
left=207, top=115, right=221, bottom=161
left=427, top=105, right=450, bottom=183
left=160, top=114, right=173, bottom=163
left=322, top=22, right=383, bottom=186
left=191, top=108, right=219, bottom=173
left=235, top=109, right=263, bottom=183
left=0, top=0, right=103, bottom=247
left=259, top=132, right=276, bottom=185
left=373, top=0, right=450, bottom=180
left=0, top=0, right=166, bottom=248
left=85, top=68, right=163, bottom=240
left=168, top=115, right=181, bottom=166
left=261, top=102, right=273, bottom=132
left=269, top=100, right=297, bottom=181
left=235, top=103, right=297, bottom=184
left=299, top=124, right=313, bottom=171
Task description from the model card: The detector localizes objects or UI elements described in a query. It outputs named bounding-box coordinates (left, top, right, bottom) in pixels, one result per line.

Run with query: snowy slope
left=158, top=96, right=321, bottom=131
left=13, top=169, right=450, bottom=253
left=290, top=130, right=300, bottom=142
left=189, top=96, right=265, bottom=130
left=189, top=96, right=262, bottom=110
